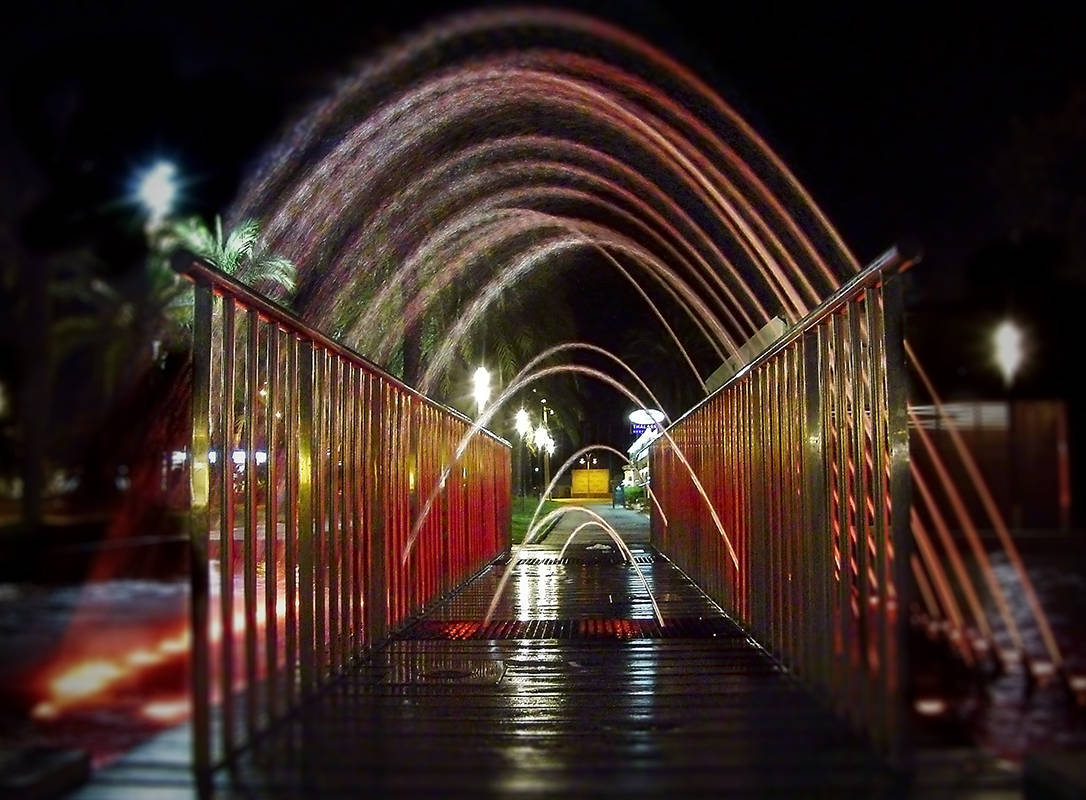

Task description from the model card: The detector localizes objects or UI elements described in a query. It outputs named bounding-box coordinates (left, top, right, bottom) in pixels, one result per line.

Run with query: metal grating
left=507, top=553, right=656, bottom=567
left=399, top=617, right=743, bottom=641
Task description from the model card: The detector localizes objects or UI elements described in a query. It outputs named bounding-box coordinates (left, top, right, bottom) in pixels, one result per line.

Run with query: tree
left=154, top=214, right=297, bottom=299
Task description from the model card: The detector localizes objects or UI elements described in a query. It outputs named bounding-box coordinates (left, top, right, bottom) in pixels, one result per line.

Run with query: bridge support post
left=188, top=281, right=212, bottom=797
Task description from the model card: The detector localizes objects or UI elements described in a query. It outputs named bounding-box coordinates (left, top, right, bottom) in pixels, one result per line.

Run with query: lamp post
left=533, top=423, right=554, bottom=500
left=993, top=318, right=1026, bottom=529
left=514, top=408, right=532, bottom=512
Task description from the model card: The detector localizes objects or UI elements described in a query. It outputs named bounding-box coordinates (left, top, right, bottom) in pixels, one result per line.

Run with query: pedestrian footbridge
left=70, top=248, right=1052, bottom=797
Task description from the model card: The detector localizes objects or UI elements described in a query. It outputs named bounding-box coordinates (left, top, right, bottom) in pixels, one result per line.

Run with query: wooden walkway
left=74, top=502, right=907, bottom=798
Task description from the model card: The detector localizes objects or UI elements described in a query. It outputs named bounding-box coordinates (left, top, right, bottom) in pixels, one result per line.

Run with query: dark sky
left=3, top=0, right=1084, bottom=409
left=5, top=1, right=1083, bottom=259
left=6, top=1, right=1084, bottom=271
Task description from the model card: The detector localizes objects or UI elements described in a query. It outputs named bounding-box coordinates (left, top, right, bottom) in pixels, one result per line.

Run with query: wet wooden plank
left=74, top=508, right=903, bottom=798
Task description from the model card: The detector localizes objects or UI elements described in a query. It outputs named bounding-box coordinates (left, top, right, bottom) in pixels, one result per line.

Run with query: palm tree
left=146, top=214, right=298, bottom=352
left=160, top=215, right=297, bottom=297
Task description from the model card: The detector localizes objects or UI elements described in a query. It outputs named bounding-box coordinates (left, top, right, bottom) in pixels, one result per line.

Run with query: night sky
left=6, top=3, right=1082, bottom=251
left=4, top=1, right=1085, bottom=429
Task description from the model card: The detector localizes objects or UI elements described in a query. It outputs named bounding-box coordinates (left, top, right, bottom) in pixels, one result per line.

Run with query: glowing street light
left=514, top=408, right=532, bottom=438
left=993, top=319, right=1025, bottom=387
left=133, top=160, right=179, bottom=227
left=472, top=366, right=491, bottom=414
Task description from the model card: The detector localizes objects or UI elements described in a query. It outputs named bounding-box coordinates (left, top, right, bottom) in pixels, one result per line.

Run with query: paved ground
left=72, top=501, right=926, bottom=798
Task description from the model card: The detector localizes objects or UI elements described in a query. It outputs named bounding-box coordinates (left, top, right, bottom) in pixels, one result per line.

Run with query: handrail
left=176, top=252, right=511, bottom=793
left=664, top=244, right=919, bottom=431
left=651, top=244, right=915, bottom=761
left=172, top=253, right=510, bottom=448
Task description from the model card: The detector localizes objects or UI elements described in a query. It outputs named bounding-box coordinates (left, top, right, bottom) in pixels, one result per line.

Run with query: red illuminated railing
left=177, top=255, right=510, bottom=787
left=650, top=246, right=915, bottom=759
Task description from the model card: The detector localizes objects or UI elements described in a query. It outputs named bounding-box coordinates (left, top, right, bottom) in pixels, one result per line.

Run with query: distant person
left=613, top=483, right=624, bottom=509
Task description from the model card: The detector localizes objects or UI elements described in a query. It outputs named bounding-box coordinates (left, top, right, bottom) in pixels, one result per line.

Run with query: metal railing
left=650, top=246, right=915, bottom=759
left=179, top=255, right=511, bottom=786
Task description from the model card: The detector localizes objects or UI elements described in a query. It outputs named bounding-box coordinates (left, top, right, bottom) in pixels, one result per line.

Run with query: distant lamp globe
left=134, top=160, right=179, bottom=226
left=514, top=408, right=532, bottom=438
left=993, top=319, right=1025, bottom=387
left=472, top=366, right=491, bottom=414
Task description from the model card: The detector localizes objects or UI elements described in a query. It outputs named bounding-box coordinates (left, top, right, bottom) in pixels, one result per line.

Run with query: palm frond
left=253, top=255, right=297, bottom=294
left=223, top=218, right=261, bottom=273
left=169, top=216, right=221, bottom=266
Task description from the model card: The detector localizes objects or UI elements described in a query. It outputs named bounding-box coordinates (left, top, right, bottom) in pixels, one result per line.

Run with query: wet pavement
left=74, top=501, right=916, bottom=798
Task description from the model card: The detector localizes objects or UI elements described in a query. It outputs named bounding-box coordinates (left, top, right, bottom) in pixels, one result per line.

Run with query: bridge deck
left=75, top=503, right=907, bottom=798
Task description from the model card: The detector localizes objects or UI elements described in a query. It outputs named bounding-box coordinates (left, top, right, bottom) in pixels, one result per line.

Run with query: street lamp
left=993, top=319, right=1025, bottom=387
left=472, top=366, right=491, bottom=415
left=513, top=408, right=532, bottom=509
left=992, top=318, right=1028, bottom=529
left=514, top=408, right=532, bottom=438
left=133, top=160, right=179, bottom=229
left=534, top=424, right=552, bottom=499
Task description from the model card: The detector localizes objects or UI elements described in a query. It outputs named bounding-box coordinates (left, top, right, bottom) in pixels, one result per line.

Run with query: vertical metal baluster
left=778, top=359, right=788, bottom=658
left=244, top=308, right=259, bottom=739
left=762, top=365, right=775, bottom=651
left=790, top=344, right=805, bottom=677
left=847, top=300, right=872, bottom=734
left=802, top=328, right=826, bottom=694
left=296, top=340, right=314, bottom=696
left=338, top=362, right=350, bottom=663
left=314, top=350, right=327, bottom=680
left=831, top=311, right=851, bottom=720
left=327, top=357, right=340, bottom=674
left=882, top=276, right=912, bottom=762
left=726, top=389, right=737, bottom=614
left=357, top=371, right=368, bottom=645
left=218, top=296, right=236, bottom=757
left=783, top=345, right=798, bottom=674
left=284, top=333, right=298, bottom=709
left=345, top=367, right=358, bottom=658
left=189, top=281, right=212, bottom=793
left=750, top=367, right=765, bottom=639
left=265, top=322, right=279, bottom=721
left=864, top=288, right=888, bottom=751
left=366, top=378, right=387, bottom=645
left=409, top=400, right=420, bottom=617
left=394, top=392, right=405, bottom=626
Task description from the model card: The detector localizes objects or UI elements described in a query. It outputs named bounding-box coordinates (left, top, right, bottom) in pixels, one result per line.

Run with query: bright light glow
left=51, top=660, right=124, bottom=701
left=993, top=319, right=1025, bottom=386
left=208, top=450, right=218, bottom=464
left=255, top=450, right=268, bottom=465
left=134, top=160, right=178, bottom=225
left=157, top=630, right=189, bottom=655
left=914, top=698, right=947, bottom=716
left=472, top=366, right=491, bottom=413
left=142, top=699, right=190, bottom=724
left=31, top=701, right=59, bottom=720
left=170, top=450, right=186, bottom=468
left=232, top=449, right=246, bottom=466
left=1031, top=660, right=1055, bottom=679
left=514, top=408, right=532, bottom=438
left=533, top=424, right=550, bottom=450
left=126, top=649, right=164, bottom=668
left=629, top=408, right=667, bottom=426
